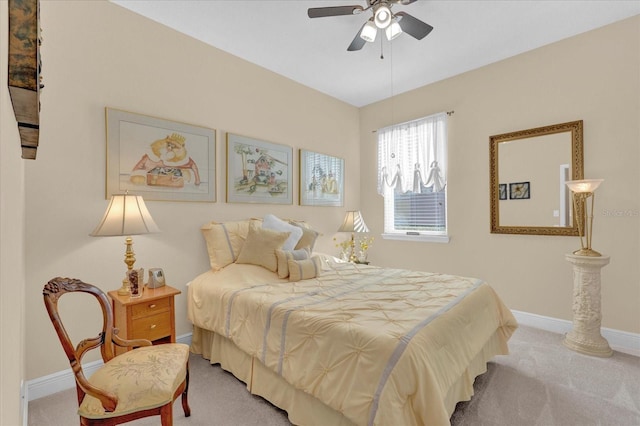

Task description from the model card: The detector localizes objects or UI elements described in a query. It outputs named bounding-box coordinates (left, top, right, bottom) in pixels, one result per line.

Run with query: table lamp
left=565, top=179, right=603, bottom=257
left=90, top=192, right=160, bottom=295
left=338, top=210, right=369, bottom=263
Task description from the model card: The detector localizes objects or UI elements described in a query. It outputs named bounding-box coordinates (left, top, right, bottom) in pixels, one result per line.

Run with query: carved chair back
left=43, top=277, right=122, bottom=409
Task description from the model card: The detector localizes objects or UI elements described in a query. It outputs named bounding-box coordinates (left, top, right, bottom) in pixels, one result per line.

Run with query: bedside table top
left=108, top=285, right=181, bottom=306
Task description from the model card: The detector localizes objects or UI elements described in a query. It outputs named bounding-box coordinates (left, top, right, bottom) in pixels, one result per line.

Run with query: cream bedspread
left=188, top=258, right=517, bottom=426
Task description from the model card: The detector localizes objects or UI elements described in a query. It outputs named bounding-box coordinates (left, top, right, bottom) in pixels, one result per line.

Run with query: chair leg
left=160, top=402, right=173, bottom=426
left=181, top=362, right=191, bottom=417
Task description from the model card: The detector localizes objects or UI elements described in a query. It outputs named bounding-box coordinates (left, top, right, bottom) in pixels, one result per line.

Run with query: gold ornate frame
left=489, top=120, right=584, bottom=236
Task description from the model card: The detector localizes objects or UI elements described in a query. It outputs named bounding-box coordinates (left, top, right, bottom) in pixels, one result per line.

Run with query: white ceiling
left=111, top=0, right=639, bottom=107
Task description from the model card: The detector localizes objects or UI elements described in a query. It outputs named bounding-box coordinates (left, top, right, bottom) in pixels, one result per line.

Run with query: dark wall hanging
left=8, top=0, right=41, bottom=159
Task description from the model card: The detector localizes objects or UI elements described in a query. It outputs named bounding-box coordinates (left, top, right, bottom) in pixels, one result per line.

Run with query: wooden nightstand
left=108, top=285, right=181, bottom=355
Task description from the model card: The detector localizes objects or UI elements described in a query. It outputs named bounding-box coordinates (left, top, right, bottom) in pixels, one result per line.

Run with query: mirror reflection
left=490, top=120, right=584, bottom=236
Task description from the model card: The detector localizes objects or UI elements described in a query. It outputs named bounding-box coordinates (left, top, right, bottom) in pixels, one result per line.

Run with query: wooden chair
left=43, top=277, right=191, bottom=426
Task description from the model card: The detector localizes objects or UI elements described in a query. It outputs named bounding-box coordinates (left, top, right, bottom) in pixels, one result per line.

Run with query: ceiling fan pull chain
left=380, top=36, right=384, bottom=60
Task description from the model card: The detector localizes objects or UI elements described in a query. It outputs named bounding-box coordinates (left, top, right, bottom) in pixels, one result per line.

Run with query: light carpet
left=28, top=325, right=640, bottom=425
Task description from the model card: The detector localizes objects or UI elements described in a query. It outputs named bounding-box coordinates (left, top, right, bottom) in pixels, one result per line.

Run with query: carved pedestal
left=563, top=254, right=612, bottom=357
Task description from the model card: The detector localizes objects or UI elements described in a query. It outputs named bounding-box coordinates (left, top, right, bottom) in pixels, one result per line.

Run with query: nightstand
left=108, top=285, right=181, bottom=355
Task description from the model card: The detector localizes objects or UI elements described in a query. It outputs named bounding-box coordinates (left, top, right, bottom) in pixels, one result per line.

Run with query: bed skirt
left=190, top=324, right=506, bottom=426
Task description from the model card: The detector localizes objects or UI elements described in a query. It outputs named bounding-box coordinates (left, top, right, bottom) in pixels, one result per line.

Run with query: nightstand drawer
left=131, top=297, right=171, bottom=319
left=131, top=311, right=172, bottom=341
left=109, top=285, right=181, bottom=355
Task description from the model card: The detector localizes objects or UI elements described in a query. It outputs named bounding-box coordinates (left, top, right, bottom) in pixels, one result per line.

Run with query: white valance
left=377, top=112, right=447, bottom=196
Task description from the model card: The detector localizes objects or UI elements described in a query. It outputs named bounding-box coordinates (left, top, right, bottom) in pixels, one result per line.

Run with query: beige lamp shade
left=91, top=193, right=160, bottom=237
left=338, top=210, right=369, bottom=233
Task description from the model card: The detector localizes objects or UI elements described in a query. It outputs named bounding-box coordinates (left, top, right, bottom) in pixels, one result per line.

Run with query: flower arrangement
left=334, top=235, right=374, bottom=263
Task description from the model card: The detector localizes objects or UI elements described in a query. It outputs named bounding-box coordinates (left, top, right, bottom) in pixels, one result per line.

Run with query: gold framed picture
left=299, top=149, right=344, bottom=207
left=105, top=108, right=216, bottom=202
left=226, top=133, right=293, bottom=204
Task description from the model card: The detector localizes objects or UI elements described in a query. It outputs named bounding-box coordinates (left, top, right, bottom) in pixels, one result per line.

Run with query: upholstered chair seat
left=79, top=344, right=189, bottom=419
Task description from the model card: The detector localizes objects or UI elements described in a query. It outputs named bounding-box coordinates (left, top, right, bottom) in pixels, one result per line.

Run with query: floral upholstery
left=79, top=343, right=189, bottom=419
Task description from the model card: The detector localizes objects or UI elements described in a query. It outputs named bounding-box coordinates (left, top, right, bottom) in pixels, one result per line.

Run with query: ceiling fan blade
left=395, top=11, right=434, bottom=40
left=308, top=5, right=364, bottom=18
left=347, top=22, right=368, bottom=51
left=393, top=0, right=418, bottom=4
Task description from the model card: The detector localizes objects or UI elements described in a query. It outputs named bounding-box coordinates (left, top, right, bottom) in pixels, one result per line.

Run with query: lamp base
left=117, top=277, right=130, bottom=296
left=572, top=248, right=602, bottom=257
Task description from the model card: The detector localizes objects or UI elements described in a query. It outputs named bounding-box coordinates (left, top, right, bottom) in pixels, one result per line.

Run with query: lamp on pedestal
left=338, top=210, right=369, bottom=263
left=563, top=179, right=611, bottom=357
left=90, top=193, right=160, bottom=296
left=566, top=179, right=604, bottom=257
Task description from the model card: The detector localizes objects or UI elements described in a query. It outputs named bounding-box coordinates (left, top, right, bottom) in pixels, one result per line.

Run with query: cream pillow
left=275, top=248, right=310, bottom=279
left=292, top=223, right=319, bottom=252
left=201, top=219, right=259, bottom=271
left=288, top=256, right=321, bottom=282
left=236, top=225, right=290, bottom=272
left=263, top=214, right=303, bottom=251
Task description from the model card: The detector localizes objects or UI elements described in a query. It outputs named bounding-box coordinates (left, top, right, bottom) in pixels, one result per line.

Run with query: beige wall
left=1, top=1, right=27, bottom=424
left=360, top=16, right=640, bottom=334
left=24, top=1, right=359, bottom=380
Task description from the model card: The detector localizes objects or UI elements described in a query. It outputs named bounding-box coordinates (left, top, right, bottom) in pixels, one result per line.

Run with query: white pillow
left=262, top=214, right=303, bottom=251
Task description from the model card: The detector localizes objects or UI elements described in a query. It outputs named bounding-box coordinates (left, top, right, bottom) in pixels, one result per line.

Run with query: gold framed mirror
left=490, top=120, right=584, bottom=235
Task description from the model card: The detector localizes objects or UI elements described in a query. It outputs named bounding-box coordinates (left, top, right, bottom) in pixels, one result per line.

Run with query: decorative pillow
left=262, top=214, right=303, bottom=251
left=275, top=248, right=310, bottom=279
left=291, top=222, right=320, bottom=252
left=236, top=224, right=290, bottom=272
left=288, top=256, right=322, bottom=282
left=201, top=219, right=260, bottom=271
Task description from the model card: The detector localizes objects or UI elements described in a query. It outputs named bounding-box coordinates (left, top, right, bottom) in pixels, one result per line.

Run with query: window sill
left=381, top=233, right=450, bottom=243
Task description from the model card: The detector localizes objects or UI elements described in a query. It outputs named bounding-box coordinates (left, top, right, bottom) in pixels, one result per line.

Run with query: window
left=377, top=112, right=448, bottom=242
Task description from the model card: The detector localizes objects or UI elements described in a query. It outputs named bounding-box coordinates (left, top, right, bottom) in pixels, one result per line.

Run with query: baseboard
left=512, top=310, right=640, bottom=357
left=26, top=314, right=640, bottom=404
left=21, top=380, right=27, bottom=426
left=25, top=333, right=193, bottom=402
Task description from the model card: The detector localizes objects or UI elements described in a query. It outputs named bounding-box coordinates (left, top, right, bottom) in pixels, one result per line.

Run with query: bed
left=188, top=217, right=517, bottom=426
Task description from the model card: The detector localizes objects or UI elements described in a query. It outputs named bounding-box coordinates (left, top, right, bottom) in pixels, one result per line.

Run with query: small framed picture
left=299, top=149, right=344, bottom=206
left=499, top=184, right=507, bottom=200
left=509, top=181, right=530, bottom=200
left=226, top=133, right=293, bottom=204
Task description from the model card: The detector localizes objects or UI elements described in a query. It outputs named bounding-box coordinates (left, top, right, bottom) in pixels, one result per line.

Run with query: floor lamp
left=563, top=179, right=611, bottom=357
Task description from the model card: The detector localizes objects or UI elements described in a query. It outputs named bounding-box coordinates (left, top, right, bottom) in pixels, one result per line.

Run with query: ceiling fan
left=307, top=0, right=434, bottom=51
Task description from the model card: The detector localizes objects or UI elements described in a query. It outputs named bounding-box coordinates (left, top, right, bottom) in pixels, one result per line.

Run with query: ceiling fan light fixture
left=360, top=20, right=377, bottom=43
left=385, top=19, right=402, bottom=40
left=374, top=5, right=392, bottom=29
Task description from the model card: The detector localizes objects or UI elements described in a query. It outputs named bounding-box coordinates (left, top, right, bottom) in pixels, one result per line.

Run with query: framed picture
left=226, top=133, right=293, bottom=204
left=499, top=183, right=507, bottom=200
left=299, top=149, right=344, bottom=207
left=509, top=181, right=530, bottom=200
left=106, top=108, right=216, bottom=202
